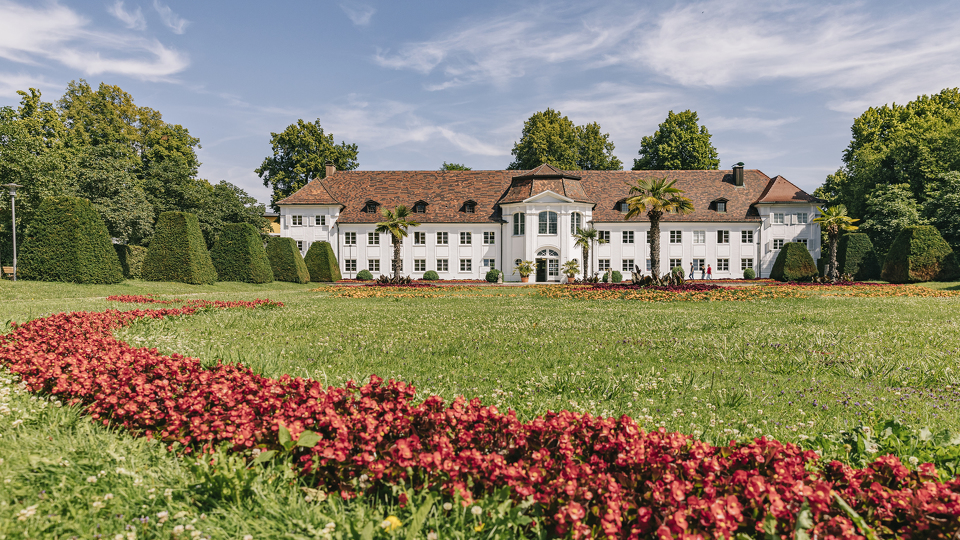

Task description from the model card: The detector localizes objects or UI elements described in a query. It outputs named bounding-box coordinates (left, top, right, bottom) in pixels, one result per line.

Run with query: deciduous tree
left=632, top=110, right=719, bottom=170
left=508, top=109, right=622, bottom=171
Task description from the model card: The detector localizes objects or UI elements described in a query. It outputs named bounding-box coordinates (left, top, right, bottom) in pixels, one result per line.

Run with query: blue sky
left=2, top=0, right=960, bottom=206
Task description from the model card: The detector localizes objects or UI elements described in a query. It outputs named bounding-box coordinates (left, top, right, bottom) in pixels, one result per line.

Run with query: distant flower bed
left=587, top=283, right=728, bottom=292
left=3, top=303, right=960, bottom=539
left=364, top=282, right=437, bottom=288
left=106, top=295, right=284, bottom=309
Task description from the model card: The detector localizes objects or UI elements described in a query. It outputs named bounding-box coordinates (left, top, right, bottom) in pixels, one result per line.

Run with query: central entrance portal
left=535, top=248, right=559, bottom=282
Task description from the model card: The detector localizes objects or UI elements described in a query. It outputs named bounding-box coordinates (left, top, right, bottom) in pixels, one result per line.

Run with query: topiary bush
left=265, top=237, right=310, bottom=283
left=422, top=270, right=440, bottom=280
left=114, top=244, right=148, bottom=280
left=837, top=233, right=881, bottom=280
left=743, top=267, right=756, bottom=280
left=304, top=241, right=342, bottom=282
left=770, top=242, right=818, bottom=282
left=881, top=225, right=960, bottom=283
left=210, top=223, right=274, bottom=283
left=611, top=270, right=623, bottom=283
left=356, top=269, right=373, bottom=280
left=19, top=196, right=123, bottom=284
left=485, top=269, right=502, bottom=282
left=142, top=212, right=217, bottom=284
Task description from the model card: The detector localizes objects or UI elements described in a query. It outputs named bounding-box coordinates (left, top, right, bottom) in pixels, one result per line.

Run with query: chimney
left=733, top=162, right=744, bottom=186
left=325, top=160, right=335, bottom=178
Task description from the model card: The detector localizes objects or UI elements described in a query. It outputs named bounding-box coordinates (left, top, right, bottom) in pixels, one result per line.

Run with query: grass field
left=2, top=278, right=960, bottom=538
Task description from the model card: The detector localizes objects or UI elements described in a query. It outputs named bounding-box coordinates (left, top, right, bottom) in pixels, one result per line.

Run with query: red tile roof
left=278, top=167, right=816, bottom=224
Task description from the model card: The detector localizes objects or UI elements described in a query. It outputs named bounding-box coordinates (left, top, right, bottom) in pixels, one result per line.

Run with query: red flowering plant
left=2, top=298, right=960, bottom=539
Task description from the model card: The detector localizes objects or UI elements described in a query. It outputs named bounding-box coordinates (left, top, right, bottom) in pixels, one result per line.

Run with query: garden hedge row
left=770, top=242, right=818, bottom=282
left=837, top=233, right=881, bottom=280
left=881, top=225, right=960, bottom=283
left=210, top=223, right=274, bottom=283
left=142, top=212, right=218, bottom=285
left=266, top=237, right=310, bottom=283
left=18, top=196, right=123, bottom=284
left=304, top=241, right=341, bottom=282
left=114, top=244, right=148, bottom=280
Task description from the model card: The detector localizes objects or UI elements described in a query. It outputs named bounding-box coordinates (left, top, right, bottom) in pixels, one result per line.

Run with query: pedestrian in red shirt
left=706, top=264, right=713, bottom=279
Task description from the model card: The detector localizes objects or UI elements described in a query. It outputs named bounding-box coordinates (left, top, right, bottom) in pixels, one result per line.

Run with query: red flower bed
left=106, top=294, right=176, bottom=304
left=768, top=281, right=894, bottom=287
left=364, top=282, right=437, bottom=288
left=2, top=302, right=960, bottom=539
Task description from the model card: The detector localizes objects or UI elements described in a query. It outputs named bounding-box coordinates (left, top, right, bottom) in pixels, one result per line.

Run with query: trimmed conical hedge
left=211, top=223, right=274, bottom=283
left=837, top=233, right=881, bottom=280
left=304, top=241, right=342, bottom=282
left=142, top=212, right=217, bottom=284
left=266, top=237, right=310, bottom=283
left=18, top=196, right=123, bottom=284
left=770, top=242, right=818, bottom=282
left=115, top=244, right=148, bottom=279
left=881, top=225, right=960, bottom=283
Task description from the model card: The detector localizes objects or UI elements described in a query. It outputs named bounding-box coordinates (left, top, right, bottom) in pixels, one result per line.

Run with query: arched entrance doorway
left=535, top=248, right=560, bottom=282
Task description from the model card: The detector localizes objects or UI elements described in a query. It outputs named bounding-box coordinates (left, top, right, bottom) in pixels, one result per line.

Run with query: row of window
left=591, top=258, right=755, bottom=273
left=772, top=212, right=809, bottom=224
left=344, top=258, right=497, bottom=273
left=342, top=231, right=497, bottom=246
left=772, top=238, right=808, bottom=249
left=290, top=215, right=327, bottom=226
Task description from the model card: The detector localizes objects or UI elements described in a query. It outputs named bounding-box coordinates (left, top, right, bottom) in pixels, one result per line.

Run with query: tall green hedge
left=211, top=223, right=274, bottom=283
left=142, top=212, right=217, bottom=284
left=115, top=244, right=148, bottom=279
left=881, top=225, right=960, bottom=283
left=266, top=237, right=310, bottom=283
left=837, top=233, right=881, bottom=280
left=770, top=242, right=818, bottom=282
left=18, top=196, right=123, bottom=284
left=304, top=241, right=342, bottom=282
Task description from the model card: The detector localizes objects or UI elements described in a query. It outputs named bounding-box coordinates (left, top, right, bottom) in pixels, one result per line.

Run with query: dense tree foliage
left=508, top=109, right=622, bottom=171
left=440, top=162, right=471, bottom=171
left=924, top=172, right=960, bottom=252
left=256, top=119, right=359, bottom=210
left=859, top=184, right=926, bottom=259
left=632, top=110, right=719, bottom=170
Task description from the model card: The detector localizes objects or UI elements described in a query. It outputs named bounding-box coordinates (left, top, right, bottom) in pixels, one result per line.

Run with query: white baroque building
left=277, top=163, right=821, bottom=281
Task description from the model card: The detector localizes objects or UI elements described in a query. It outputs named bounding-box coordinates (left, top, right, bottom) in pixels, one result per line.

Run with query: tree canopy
left=632, top=110, right=720, bottom=170
left=507, top=108, right=622, bottom=171
left=440, top=162, right=471, bottom=171
left=256, top=119, right=359, bottom=210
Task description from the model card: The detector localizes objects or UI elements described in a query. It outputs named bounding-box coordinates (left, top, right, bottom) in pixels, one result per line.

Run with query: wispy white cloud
left=0, top=71, right=53, bottom=98
left=340, top=3, right=376, bottom=26
left=706, top=115, right=799, bottom=133
left=152, top=0, right=188, bottom=34
left=0, top=1, right=188, bottom=79
left=108, top=1, right=145, bottom=31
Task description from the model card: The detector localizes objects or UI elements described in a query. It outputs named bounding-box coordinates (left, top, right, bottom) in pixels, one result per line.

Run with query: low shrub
left=304, top=241, right=342, bottom=282
left=266, top=237, right=310, bottom=283
left=881, top=225, right=960, bottom=283
left=611, top=270, right=622, bottom=283
left=770, top=242, right=818, bottom=282
left=114, top=244, right=148, bottom=279
left=18, top=196, right=123, bottom=284
left=837, top=233, right=881, bottom=280
left=210, top=223, right=274, bottom=283
left=671, top=265, right=683, bottom=275
left=485, top=269, right=501, bottom=282
left=422, top=270, right=440, bottom=280
left=743, top=267, right=756, bottom=279
left=356, top=269, right=373, bottom=280
left=601, top=271, right=609, bottom=283
left=142, top=212, right=217, bottom=284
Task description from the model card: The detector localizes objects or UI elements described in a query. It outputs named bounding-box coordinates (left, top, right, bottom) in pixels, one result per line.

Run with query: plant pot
left=520, top=276, right=530, bottom=283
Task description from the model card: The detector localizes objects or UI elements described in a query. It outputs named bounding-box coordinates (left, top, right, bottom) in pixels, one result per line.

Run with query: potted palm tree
left=624, top=177, right=694, bottom=283
left=561, top=259, right=580, bottom=281
left=514, top=260, right=535, bottom=282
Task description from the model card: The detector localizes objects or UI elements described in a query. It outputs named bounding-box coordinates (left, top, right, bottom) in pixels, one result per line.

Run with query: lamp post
left=3, top=183, right=22, bottom=281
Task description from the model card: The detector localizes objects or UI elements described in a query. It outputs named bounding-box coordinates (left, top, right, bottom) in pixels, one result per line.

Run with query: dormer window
left=462, top=200, right=477, bottom=213
left=365, top=200, right=379, bottom=213
left=618, top=200, right=630, bottom=213
left=413, top=201, right=427, bottom=213
left=712, top=199, right=728, bottom=213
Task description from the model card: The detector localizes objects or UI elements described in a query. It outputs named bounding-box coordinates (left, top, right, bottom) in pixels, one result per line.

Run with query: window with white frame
left=316, top=215, right=326, bottom=226
left=622, top=231, right=634, bottom=244
left=619, top=201, right=630, bottom=213
left=741, top=258, right=754, bottom=270
left=344, top=232, right=356, bottom=245
left=693, top=230, right=706, bottom=244
left=670, top=231, right=682, bottom=243
left=693, top=259, right=704, bottom=271
left=571, top=212, right=582, bottom=234
left=436, top=259, right=449, bottom=272
left=483, top=231, right=495, bottom=245
left=717, top=259, right=729, bottom=271
left=513, top=213, right=525, bottom=235
left=413, top=201, right=426, bottom=213
left=296, top=240, right=303, bottom=252
left=716, top=201, right=727, bottom=213
left=367, top=232, right=379, bottom=245
left=482, top=258, right=495, bottom=269
left=717, top=230, right=730, bottom=244
left=742, top=230, right=754, bottom=244
left=772, top=213, right=785, bottom=224
left=598, top=259, right=611, bottom=271
left=365, top=202, right=378, bottom=213
left=548, top=259, right=558, bottom=277
left=598, top=230, right=610, bottom=243
left=798, top=238, right=808, bottom=247
left=414, top=232, right=426, bottom=245
left=460, top=232, right=472, bottom=245
left=538, top=211, right=558, bottom=234
left=669, top=258, right=683, bottom=269
left=414, top=259, right=426, bottom=272
left=368, top=260, right=380, bottom=272
left=797, top=213, right=808, bottom=224
left=345, top=259, right=357, bottom=272
left=622, top=259, right=634, bottom=272
left=437, top=232, right=448, bottom=245
left=460, top=258, right=472, bottom=272
left=292, top=215, right=303, bottom=226
left=773, top=239, right=785, bottom=249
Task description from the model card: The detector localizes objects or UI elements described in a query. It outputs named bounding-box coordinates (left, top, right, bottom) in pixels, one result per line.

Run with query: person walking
left=706, top=264, right=713, bottom=279
left=700, top=263, right=706, bottom=280
left=689, top=261, right=695, bottom=280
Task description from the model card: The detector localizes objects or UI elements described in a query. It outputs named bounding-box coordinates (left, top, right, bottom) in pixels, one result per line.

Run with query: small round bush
left=356, top=269, right=373, bottom=280
left=601, top=271, right=609, bottom=283
left=485, top=269, right=502, bottom=282
left=611, top=270, right=622, bottom=283
left=671, top=266, right=683, bottom=275
left=743, top=267, right=756, bottom=279
left=422, top=270, right=440, bottom=280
